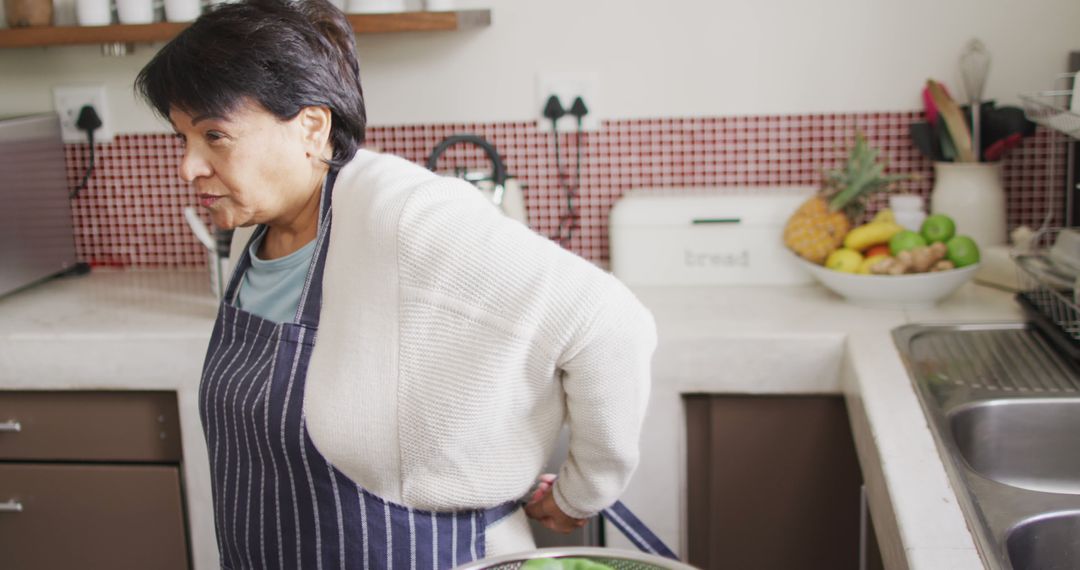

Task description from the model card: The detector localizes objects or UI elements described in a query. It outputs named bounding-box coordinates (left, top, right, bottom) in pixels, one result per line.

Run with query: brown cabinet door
left=0, top=391, right=182, bottom=462
left=686, top=395, right=876, bottom=570
left=0, top=463, right=190, bottom=570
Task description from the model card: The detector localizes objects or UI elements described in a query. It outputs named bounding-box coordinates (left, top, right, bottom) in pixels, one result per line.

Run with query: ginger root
left=869, top=242, right=949, bottom=275
left=908, top=242, right=948, bottom=273
left=869, top=255, right=908, bottom=275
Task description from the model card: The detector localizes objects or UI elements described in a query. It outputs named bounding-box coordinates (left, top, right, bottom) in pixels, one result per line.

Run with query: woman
left=136, top=0, right=658, bottom=567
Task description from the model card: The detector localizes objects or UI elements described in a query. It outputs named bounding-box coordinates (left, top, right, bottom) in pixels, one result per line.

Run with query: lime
left=921, top=214, right=957, bottom=244
left=889, top=230, right=927, bottom=256
left=946, top=235, right=980, bottom=267
left=825, top=248, right=863, bottom=273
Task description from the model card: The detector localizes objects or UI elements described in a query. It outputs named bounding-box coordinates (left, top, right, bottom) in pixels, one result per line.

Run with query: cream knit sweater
left=234, top=149, right=656, bottom=554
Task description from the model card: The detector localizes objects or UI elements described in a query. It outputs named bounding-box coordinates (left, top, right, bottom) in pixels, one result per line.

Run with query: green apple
left=921, top=214, right=957, bottom=244
left=946, top=235, right=980, bottom=267
left=889, top=230, right=927, bottom=256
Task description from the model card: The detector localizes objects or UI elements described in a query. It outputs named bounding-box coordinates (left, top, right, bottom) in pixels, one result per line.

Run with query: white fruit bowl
left=791, top=252, right=980, bottom=309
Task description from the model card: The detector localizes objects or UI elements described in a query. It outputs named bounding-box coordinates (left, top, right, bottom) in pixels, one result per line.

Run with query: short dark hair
left=135, top=0, right=366, bottom=167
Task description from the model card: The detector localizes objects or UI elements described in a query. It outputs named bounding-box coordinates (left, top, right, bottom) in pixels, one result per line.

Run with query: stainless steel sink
left=894, top=323, right=1080, bottom=570
left=949, top=399, right=1080, bottom=495
left=1006, top=511, right=1080, bottom=570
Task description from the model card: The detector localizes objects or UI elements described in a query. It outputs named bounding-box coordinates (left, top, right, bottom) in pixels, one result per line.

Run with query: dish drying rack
left=1014, top=227, right=1080, bottom=360
left=1015, top=74, right=1080, bottom=357
left=1017, top=73, right=1080, bottom=232
left=1019, top=89, right=1080, bottom=140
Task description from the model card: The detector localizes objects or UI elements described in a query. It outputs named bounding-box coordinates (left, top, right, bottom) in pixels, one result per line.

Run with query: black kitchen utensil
left=983, top=106, right=1037, bottom=146
left=909, top=121, right=942, bottom=161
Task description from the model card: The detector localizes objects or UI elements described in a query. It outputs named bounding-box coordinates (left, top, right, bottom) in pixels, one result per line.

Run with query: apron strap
left=512, top=496, right=678, bottom=560
left=294, top=169, right=338, bottom=328
left=601, top=500, right=678, bottom=560
left=484, top=500, right=521, bottom=527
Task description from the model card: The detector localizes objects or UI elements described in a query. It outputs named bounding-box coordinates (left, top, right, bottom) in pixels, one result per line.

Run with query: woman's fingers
left=524, top=492, right=586, bottom=534
left=524, top=496, right=545, bottom=520
left=528, top=473, right=556, bottom=504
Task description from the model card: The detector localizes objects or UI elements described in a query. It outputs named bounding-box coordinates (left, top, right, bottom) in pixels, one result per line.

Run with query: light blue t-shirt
left=236, top=232, right=317, bottom=324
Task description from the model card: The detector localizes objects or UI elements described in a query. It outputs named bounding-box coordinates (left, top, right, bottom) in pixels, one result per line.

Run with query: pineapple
left=784, top=131, right=909, bottom=264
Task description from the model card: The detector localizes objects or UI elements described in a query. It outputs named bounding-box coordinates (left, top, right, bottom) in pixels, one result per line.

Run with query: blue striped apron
left=199, top=173, right=677, bottom=569
left=198, top=174, right=517, bottom=570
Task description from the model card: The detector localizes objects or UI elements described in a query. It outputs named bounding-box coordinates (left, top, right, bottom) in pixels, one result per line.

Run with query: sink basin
left=949, top=399, right=1080, bottom=495
left=1007, top=511, right=1080, bottom=570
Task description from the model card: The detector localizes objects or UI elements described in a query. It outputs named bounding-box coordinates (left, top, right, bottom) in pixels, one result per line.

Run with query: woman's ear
left=297, top=106, right=333, bottom=162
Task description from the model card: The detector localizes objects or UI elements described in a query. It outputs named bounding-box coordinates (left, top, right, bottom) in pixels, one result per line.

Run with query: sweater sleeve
left=395, top=176, right=657, bottom=515
left=552, top=277, right=657, bottom=519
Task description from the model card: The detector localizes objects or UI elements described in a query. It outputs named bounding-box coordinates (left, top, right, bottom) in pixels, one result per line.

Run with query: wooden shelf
left=0, top=9, right=490, bottom=48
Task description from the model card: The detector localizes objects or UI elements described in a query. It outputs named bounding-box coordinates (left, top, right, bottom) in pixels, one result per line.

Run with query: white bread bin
left=609, top=187, right=815, bottom=286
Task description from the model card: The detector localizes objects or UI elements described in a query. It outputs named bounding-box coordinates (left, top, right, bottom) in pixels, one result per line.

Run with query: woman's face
left=170, top=100, right=327, bottom=230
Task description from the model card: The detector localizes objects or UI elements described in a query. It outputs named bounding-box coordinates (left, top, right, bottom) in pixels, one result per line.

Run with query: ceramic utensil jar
left=930, top=161, right=1007, bottom=247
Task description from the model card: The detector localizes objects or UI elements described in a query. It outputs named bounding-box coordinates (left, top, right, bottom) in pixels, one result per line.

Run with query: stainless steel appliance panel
left=0, top=113, right=79, bottom=297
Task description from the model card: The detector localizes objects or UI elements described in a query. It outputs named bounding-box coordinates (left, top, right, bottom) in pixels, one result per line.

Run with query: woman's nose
left=179, top=147, right=211, bottom=183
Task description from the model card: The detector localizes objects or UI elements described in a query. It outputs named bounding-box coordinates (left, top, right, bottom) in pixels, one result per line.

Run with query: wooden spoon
left=926, top=79, right=976, bottom=162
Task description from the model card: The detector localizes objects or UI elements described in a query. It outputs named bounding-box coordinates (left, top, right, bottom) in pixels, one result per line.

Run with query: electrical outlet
left=52, top=85, right=114, bottom=144
left=536, top=72, right=599, bottom=133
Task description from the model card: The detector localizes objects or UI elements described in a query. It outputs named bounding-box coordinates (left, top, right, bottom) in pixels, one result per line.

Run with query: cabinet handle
left=0, top=500, right=23, bottom=513
left=0, top=420, right=20, bottom=432
left=859, top=485, right=868, bottom=570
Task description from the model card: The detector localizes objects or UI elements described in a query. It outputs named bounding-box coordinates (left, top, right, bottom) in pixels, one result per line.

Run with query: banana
left=872, top=208, right=895, bottom=224
left=843, top=221, right=903, bottom=251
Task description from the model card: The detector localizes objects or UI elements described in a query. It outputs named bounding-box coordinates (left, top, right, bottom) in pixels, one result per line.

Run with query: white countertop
left=0, top=269, right=1023, bottom=569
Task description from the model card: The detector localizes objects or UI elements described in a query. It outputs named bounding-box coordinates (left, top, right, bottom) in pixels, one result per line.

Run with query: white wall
left=2, top=0, right=1078, bottom=134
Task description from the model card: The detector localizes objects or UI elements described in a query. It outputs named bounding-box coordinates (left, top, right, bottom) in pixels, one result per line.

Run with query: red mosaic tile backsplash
left=64, top=111, right=1068, bottom=268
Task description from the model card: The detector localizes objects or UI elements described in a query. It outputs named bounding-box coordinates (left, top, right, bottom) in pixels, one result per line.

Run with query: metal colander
left=453, top=547, right=699, bottom=570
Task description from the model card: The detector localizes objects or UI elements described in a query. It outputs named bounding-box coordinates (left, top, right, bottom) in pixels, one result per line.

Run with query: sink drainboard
left=907, top=327, right=1080, bottom=392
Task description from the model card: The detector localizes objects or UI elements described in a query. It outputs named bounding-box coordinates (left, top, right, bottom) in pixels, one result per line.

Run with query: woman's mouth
left=199, top=194, right=222, bottom=208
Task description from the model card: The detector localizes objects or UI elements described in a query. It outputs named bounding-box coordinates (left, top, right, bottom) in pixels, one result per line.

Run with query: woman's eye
left=205, top=130, right=226, bottom=143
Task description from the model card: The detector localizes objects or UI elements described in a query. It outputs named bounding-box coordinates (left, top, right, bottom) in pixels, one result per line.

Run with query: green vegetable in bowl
left=521, top=558, right=614, bottom=570
left=521, top=560, right=564, bottom=570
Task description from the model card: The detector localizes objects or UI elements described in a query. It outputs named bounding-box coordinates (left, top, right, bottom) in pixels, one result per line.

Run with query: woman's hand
left=524, top=473, right=587, bottom=534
